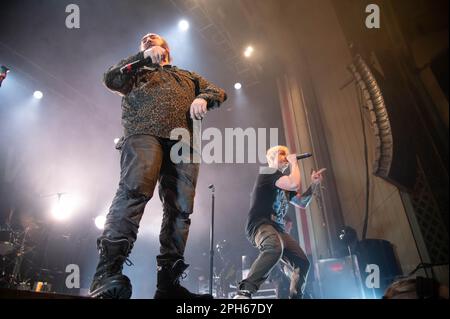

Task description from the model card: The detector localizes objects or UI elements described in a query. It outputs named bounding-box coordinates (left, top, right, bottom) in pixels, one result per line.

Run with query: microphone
left=119, top=57, right=155, bottom=74
left=296, top=153, right=313, bottom=160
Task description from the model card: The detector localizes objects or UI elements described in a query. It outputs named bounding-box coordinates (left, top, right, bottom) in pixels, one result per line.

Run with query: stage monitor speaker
left=315, top=255, right=365, bottom=299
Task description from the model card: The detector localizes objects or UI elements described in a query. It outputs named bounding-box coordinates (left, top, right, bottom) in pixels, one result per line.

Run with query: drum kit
left=0, top=221, right=60, bottom=292
left=0, top=226, right=16, bottom=256
left=0, top=224, right=34, bottom=289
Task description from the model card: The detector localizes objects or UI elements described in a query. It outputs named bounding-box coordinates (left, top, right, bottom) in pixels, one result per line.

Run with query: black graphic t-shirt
left=246, top=169, right=296, bottom=241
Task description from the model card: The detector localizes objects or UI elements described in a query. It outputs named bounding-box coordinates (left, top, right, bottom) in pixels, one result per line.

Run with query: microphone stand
left=208, top=184, right=215, bottom=296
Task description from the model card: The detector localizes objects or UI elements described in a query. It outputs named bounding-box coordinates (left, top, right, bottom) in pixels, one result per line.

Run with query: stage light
left=94, top=215, right=106, bottom=230
left=33, top=90, right=43, bottom=99
left=51, top=194, right=78, bottom=221
left=178, top=19, right=190, bottom=31
left=244, top=46, right=254, bottom=58
left=234, top=82, right=242, bottom=90
left=329, top=262, right=345, bottom=272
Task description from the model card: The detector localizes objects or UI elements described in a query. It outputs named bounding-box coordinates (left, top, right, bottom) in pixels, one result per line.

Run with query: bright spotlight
left=94, top=215, right=107, bottom=230
left=33, top=91, right=43, bottom=99
left=51, top=194, right=78, bottom=221
left=178, top=20, right=190, bottom=31
left=234, top=82, right=242, bottom=90
left=244, top=46, right=254, bottom=58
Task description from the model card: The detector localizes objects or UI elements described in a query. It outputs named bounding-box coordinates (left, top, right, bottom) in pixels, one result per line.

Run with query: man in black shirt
left=89, top=33, right=227, bottom=299
left=235, top=145, right=325, bottom=299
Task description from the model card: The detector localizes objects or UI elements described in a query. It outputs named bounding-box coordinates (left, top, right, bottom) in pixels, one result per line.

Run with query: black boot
left=153, top=259, right=213, bottom=299
left=89, top=237, right=133, bottom=299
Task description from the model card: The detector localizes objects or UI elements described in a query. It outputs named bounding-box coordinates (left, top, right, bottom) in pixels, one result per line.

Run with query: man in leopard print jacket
left=89, top=33, right=227, bottom=299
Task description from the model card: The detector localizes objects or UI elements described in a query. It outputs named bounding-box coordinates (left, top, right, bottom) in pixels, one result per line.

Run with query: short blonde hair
left=266, top=145, right=289, bottom=166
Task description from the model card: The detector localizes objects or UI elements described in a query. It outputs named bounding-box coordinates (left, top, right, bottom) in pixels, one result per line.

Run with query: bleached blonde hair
left=266, top=145, right=289, bottom=167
